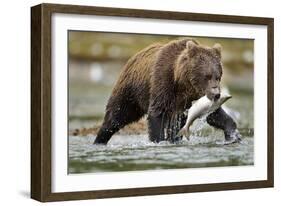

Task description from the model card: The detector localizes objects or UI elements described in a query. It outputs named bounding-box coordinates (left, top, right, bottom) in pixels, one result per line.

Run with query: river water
left=68, top=124, right=254, bottom=173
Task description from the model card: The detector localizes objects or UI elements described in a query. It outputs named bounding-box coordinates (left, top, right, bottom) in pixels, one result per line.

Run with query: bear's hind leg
left=94, top=100, right=144, bottom=145
left=94, top=120, right=119, bottom=145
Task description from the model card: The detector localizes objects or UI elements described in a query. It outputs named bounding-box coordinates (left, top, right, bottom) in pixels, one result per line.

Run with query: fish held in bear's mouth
left=178, top=93, right=232, bottom=139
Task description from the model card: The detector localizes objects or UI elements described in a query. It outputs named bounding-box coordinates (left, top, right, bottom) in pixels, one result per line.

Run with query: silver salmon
left=178, top=93, right=232, bottom=139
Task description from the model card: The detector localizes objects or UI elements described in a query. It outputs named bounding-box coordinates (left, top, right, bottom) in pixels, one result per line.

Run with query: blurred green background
left=68, top=31, right=254, bottom=133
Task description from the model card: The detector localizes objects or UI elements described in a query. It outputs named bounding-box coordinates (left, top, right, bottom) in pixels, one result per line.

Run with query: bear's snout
left=214, top=93, right=220, bottom=101
left=206, top=87, right=221, bottom=101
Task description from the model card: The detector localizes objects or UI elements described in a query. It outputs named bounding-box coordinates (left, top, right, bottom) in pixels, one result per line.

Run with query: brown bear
left=94, top=38, right=241, bottom=144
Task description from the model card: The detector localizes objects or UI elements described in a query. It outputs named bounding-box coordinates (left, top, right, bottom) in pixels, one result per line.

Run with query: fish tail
left=178, top=127, right=190, bottom=140
left=177, top=129, right=183, bottom=136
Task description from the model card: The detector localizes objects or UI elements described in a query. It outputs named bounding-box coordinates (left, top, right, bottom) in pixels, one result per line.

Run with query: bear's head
left=175, top=40, right=223, bottom=101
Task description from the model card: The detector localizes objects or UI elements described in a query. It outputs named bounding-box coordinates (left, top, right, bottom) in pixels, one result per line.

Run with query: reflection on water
left=68, top=132, right=253, bottom=173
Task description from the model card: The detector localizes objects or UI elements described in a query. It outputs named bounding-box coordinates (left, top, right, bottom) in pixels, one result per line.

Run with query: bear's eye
left=216, top=76, right=221, bottom=81
left=205, top=74, right=212, bottom=80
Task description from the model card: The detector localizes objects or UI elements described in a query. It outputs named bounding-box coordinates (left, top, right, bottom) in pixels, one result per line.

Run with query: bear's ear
left=213, top=43, right=222, bottom=58
left=186, top=41, right=198, bottom=57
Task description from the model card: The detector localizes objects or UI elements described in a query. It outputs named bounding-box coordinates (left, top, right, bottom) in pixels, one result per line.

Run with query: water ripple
left=68, top=132, right=254, bottom=173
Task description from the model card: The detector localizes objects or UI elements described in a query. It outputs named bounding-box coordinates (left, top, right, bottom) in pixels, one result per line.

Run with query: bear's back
left=110, top=38, right=196, bottom=112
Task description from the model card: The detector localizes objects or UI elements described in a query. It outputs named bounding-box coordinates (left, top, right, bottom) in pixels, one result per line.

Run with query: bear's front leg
left=147, top=113, right=167, bottom=143
left=166, top=113, right=187, bottom=143
left=206, top=107, right=242, bottom=143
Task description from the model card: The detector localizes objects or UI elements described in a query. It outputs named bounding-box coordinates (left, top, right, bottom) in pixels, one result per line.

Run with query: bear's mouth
left=206, top=93, right=220, bottom=102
